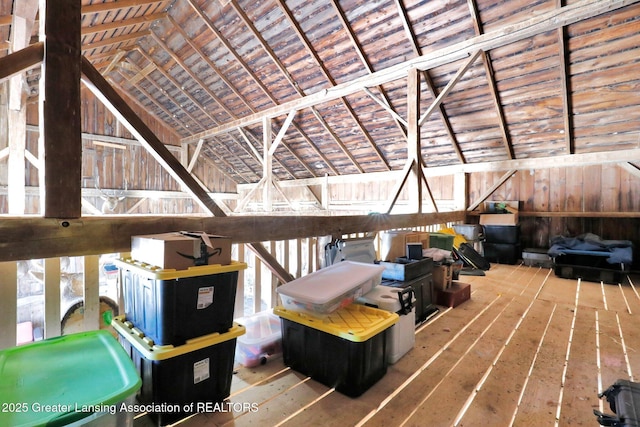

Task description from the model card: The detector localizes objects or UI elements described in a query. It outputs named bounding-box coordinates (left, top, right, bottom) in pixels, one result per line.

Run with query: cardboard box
left=479, top=201, right=520, bottom=226
left=432, top=264, right=452, bottom=291
left=380, top=231, right=429, bottom=261
left=131, top=232, right=231, bottom=270
left=437, top=282, right=471, bottom=308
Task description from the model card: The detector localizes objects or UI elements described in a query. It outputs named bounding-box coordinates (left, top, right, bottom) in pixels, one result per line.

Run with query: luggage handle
left=593, top=409, right=619, bottom=426
left=396, top=288, right=414, bottom=315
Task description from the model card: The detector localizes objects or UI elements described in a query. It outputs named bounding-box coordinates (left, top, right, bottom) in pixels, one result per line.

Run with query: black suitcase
left=594, top=379, right=640, bottom=426
left=454, top=242, right=491, bottom=271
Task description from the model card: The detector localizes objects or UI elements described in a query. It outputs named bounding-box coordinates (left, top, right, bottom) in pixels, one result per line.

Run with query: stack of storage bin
left=482, top=225, right=521, bottom=265
left=379, top=257, right=436, bottom=324
left=113, top=258, right=247, bottom=425
left=275, top=261, right=398, bottom=397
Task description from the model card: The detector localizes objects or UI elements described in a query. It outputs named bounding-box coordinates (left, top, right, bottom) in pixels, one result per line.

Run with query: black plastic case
left=595, top=379, right=640, bottom=426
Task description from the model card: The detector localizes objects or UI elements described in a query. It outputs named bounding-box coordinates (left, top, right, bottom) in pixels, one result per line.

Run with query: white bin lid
left=276, top=261, right=385, bottom=304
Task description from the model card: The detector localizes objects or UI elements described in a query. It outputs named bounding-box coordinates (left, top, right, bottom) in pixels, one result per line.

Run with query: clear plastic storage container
left=276, top=261, right=385, bottom=315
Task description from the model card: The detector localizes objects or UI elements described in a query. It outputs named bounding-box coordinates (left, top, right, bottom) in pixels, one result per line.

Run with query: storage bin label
left=193, top=358, right=210, bottom=384
left=197, top=287, right=214, bottom=309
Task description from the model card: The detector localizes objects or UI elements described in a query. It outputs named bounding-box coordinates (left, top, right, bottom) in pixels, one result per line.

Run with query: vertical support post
left=407, top=68, right=422, bottom=213
left=83, top=255, right=100, bottom=331
left=43, top=257, right=61, bottom=338
left=38, top=0, right=82, bottom=217
left=234, top=243, right=245, bottom=318
left=0, top=262, right=17, bottom=349
left=263, top=117, right=272, bottom=212
left=453, top=172, right=468, bottom=212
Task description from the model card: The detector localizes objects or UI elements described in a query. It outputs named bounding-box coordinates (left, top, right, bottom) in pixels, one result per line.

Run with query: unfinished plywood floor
left=135, top=264, right=640, bottom=427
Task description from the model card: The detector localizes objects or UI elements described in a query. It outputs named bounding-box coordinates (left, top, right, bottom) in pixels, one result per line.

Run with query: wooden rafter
left=394, top=0, right=465, bottom=163
left=81, top=12, right=166, bottom=36
left=81, top=0, right=166, bottom=14
left=226, top=1, right=342, bottom=177
left=467, top=0, right=515, bottom=159
left=153, top=23, right=306, bottom=181
left=557, top=0, right=574, bottom=154
left=148, top=32, right=269, bottom=181
left=82, top=30, right=149, bottom=53
left=183, top=0, right=635, bottom=144
left=330, top=0, right=408, bottom=140
left=81, top=56, right=227, bottom=217
left=275, top=0, right=391, bottom=172
left=134, top=47, right=257, bottom=184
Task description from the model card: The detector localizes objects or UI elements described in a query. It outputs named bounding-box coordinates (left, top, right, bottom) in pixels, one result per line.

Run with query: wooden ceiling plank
left=81, top=0, right=165, bottom=15
left=159, top=20, right=313, bottom=180
left=331, top=0, right=408, bottom=140
left=134, top=50, right=258, bottom=184
left=276, top=0, right=390, bottom=171
left=147, top=35, right=267, bottom=181
left=81, top=56, right=227, bottom=217
left=394, top=0, right=465, bottom=163
left=418, top=50, right=482, bottom=126
left=222, top=4, right=339, bottom=178
left=467, top=0, right=514, bottom=160
left=165, top=14, right=317, bottom=180
left=186, top=0, right=275, bottom=104
left=81, top=12, right=166, bottom=36
left=39, top=0, right=83, bottom=218
left=183, top=0, right=639, bottom=144
left=111, top=70, right=192, bottom=134
left=82, top=30, right=149, bottom=53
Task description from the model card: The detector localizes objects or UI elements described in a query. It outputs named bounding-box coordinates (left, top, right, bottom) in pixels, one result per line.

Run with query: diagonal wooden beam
left=330, top=0, right=408, bottom=140
left=81, top=12, right=165, bottom=36
left=418, top=50, right=482, bottom=126
left=275, top=0, right=391, bottom=171
left=81, top=56, right=227, bottom=217
left=556, top=0, right=574, bottom=154
left=0, top=42, right=43, bottom=83
left=82, top=30, right=149, bottom=53
left=184, top=0, right=638, bottom=144
left=81, top=0, right=165, bottom=14
left=394, top=0, right=465, bottom=163
left=467, top=169, right=517, bottom=211
left=467, top=0, right=515, bottom=159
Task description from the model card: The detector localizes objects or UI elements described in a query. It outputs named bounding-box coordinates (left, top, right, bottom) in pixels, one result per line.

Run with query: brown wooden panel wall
left=468, top=165, right=640, bottom=267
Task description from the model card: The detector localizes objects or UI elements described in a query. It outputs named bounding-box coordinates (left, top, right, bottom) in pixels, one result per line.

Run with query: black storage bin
left=483, top=243, right=521, bottom=265
left=483, top=225, right=520, bottom=244
left=118, top=259, right=246, bottom=345
left=595, top=379, right=640, bottom=426
left=113, top=316, right=244, bottom=426
left=274, top=305, right=397, bottom=397
left=553, top=252, right=627, bottom=284
left=382, top=273, right=436, bottom=324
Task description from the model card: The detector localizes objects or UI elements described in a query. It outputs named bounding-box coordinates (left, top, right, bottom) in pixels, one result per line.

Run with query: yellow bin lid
left=111, top=315, right=245, bottom=360
left=115, top=257, right=247, bottom=280
left=273, top=304, right=398, bottom=342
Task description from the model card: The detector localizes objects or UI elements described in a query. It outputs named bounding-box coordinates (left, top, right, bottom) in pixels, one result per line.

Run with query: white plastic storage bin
left=235, top=310, right=283, bottom=367
left=355, top=286, right=415, bottom=364
left=276, top=261, right=385, bottom=315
